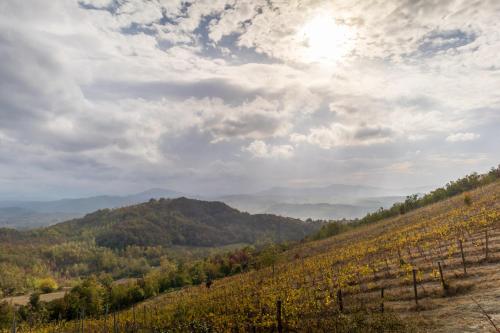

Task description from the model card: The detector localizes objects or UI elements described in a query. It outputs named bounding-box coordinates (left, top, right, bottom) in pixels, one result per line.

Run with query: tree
left=62, top=277, right=105, bottom=318
left=0, top=301, right=14, bottom=329
left=0, top=263, right=25, bottom=296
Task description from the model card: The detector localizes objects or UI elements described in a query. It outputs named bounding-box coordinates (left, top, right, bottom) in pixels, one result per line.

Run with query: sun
left=297, top=14, right=355, bottom=64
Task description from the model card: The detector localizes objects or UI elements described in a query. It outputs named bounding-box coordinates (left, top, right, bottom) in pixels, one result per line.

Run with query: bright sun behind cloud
left=297, top=14, right=356, bottom=64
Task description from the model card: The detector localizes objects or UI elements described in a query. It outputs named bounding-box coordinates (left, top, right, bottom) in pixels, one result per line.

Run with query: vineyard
left=11, top=181, right=500, bottom=332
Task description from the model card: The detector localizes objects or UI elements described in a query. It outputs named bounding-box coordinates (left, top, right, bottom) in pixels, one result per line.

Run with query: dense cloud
left=0, top=0, right=498, bottom=199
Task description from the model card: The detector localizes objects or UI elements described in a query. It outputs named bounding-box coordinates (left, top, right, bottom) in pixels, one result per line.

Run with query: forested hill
left=28, top=197, right=320, bottom=249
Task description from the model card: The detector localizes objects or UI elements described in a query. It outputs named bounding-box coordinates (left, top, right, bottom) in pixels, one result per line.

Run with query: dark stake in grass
left=485, top=230, right=489, bottom=260
left=276, top=299, right=283, bottom=333
left=337, top=289, right=344, bottom=313
left=459, top=239, right=467, bottom=275
left=437, top=261, right=449, bottom=294
left=380, top=287, right=385, bottom=313
left=412, top=269, right=418, bottom=306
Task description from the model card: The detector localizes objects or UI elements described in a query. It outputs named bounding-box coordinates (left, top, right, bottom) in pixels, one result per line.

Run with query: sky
left=0, top=0, right=499, bottom=200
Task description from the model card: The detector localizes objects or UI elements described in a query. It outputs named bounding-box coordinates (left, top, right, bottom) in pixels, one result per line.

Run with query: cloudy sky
left=0, top=0, right=499, bottom=200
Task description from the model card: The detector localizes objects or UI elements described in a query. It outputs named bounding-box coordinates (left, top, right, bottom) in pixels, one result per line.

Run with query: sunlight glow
left=297, top=14, right=355, bottom=64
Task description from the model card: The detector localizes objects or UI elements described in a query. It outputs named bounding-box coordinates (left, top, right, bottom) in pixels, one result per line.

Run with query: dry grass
left=1, top=290, right=68, bottom=306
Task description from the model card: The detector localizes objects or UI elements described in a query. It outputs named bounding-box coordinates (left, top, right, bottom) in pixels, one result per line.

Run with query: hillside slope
left=73, top=180, right=500, bottom=332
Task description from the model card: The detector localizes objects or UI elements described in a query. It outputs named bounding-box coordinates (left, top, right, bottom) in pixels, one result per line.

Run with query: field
left=1, top=290, right=68, bottom=307
left=14, top=181, right=500, bottom=332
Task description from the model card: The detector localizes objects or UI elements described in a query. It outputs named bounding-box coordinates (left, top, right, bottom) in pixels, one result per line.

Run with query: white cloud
left=446, top=132, right=480, bottom=142
left=244, top=140, right=294, bottom=159
left=208, top=1, right=261, bottom=43
left=291, top=123, right=394, bottom=149
left=0, top=0, right=499, bottom=197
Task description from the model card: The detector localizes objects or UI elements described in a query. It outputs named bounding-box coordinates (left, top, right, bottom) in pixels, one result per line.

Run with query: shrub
left=36, top=277, right=59, bottom=293
left=463, top=193, right=472, bottom=206
left=29, top=293, right=41, bottom=309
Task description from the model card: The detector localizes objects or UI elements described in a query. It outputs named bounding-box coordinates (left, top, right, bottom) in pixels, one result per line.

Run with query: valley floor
left=1, top=290, right=67, bottom=306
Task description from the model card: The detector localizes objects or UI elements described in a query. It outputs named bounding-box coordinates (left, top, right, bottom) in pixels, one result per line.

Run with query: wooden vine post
left=337, top=289, right=344, bottom=313
left=276, top=299, right=283, bottom=333
left=485, top=230, right=489, bottom=260
left=458, top=239, right=467, bottom=275
left=437, top=261, right=448, bottom=293
left=412, top=269, right=418, bottom=306
left=380, top=287, right=385, bottom=313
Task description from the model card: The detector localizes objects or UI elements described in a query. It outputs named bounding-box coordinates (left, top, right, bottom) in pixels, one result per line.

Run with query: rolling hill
left=46, top=197, right=320, bottom=249
left=0, top=197, right=322, bottom=298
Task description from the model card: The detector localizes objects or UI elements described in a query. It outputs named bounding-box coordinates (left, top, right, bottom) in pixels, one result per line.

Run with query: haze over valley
left=0, top=183, right=430, bottom=228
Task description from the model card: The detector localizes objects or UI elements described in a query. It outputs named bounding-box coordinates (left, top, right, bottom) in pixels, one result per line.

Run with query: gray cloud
left=416, top=29, right=477, bottom=57
left=354, top=126, right=394, bottom=141
left=83, top=78, right=265, bottom=103
left=204, top=108, right=286, bottom=141
left=0, top=0, right=498, bottom=199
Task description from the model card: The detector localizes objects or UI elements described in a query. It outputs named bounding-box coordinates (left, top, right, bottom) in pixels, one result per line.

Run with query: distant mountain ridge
left=0, top=207, right=76, bottom=229
left=0, top=188, right=183, bottom=213
left=216, top=183, right=409, bottom=220
left=0, top=188, right=183, bottom=229
left=255, top=184, right=386, bottom=199
left=264, top=203, right=374, bottom=220
left=0, top=184, right=421, bottom=229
